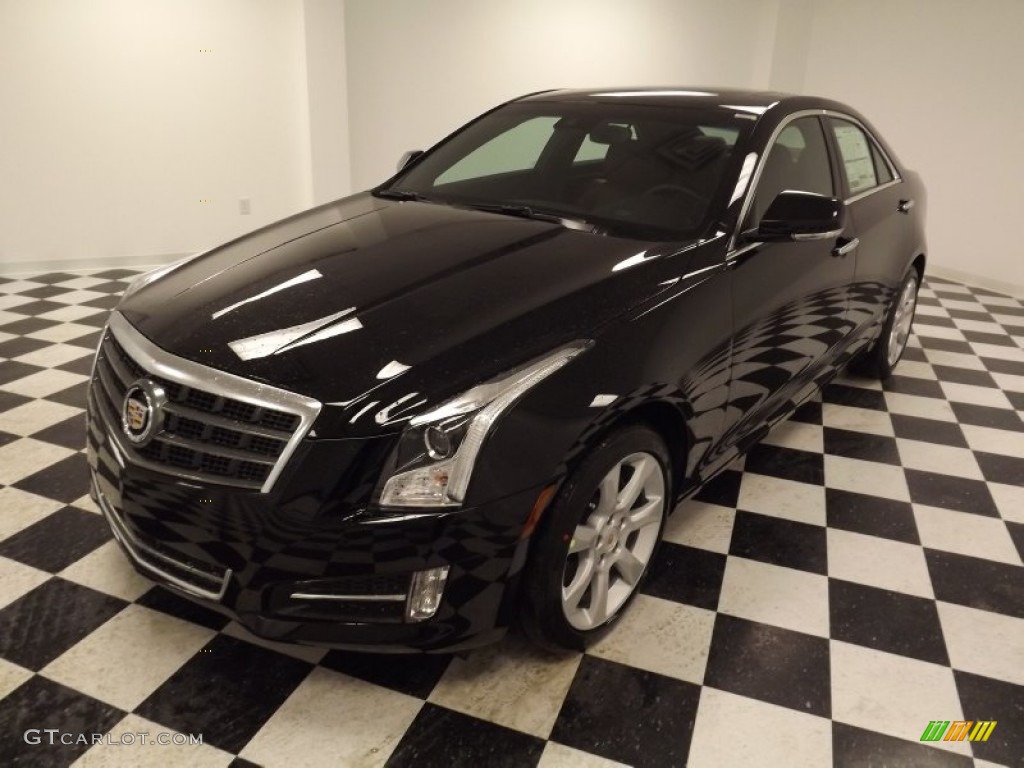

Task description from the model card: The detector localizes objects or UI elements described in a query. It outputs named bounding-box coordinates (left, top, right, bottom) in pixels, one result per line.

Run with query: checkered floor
left=0, top=269, right=1021, bottom=768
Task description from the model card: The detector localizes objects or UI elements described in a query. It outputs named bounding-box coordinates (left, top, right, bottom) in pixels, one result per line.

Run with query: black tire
left=519, top=425, right=671, bottom=651
left=852, top=268, right=920, bottom=379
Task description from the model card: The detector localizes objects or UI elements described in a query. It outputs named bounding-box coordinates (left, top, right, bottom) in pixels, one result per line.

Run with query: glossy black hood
left=120, top=193, right=690, bottom=436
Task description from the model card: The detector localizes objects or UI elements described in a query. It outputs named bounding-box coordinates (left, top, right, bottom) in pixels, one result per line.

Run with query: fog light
left=406, top=566, right=449, bottom=621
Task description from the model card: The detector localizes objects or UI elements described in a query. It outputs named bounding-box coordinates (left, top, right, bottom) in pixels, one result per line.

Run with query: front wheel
left=853, top=268, right=920, bottom=379
left=519, top=425, right=671, bottom=650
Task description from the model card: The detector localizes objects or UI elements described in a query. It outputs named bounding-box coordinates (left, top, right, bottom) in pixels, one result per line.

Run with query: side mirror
left=746, top=191, right=845, bottom=242
left=396, top=150, right=423, bottom=172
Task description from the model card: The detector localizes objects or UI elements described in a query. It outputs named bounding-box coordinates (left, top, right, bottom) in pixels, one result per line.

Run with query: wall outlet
left=239, top=198, right=251, bottom=215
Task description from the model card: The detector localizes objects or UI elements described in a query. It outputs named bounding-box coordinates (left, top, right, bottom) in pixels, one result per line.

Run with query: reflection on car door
left=718, top=116, right=857, bottom=462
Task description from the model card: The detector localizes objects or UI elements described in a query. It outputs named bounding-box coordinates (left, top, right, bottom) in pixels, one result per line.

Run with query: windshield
left=384, top=100, right=754, bottom=240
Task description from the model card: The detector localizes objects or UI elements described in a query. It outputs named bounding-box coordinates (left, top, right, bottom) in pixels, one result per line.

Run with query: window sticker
left=833, top=123, right=877, bottom=193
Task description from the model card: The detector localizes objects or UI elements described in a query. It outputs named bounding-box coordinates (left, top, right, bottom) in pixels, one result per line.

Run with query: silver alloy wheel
left=886, top=276, right=919, bottom=367
left=561, top=451, right=665, bottom=631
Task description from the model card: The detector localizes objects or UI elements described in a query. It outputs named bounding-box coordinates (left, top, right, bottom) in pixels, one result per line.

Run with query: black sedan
left=86, top=87, right=926, bottom=651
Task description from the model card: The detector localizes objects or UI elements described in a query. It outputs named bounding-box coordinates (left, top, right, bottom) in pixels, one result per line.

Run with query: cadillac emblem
left=121, top=379, right=167, bottom=445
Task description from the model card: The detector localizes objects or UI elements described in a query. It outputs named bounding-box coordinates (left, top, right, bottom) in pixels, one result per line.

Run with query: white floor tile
left=970, top=342, right=1024, bottom=362
left=0, top=485, right=65, bottom=538
left=687, top=687, right=831, bottom=768
left=14, top=343, right=92, bottom=369
left=42, top=605, right=215, bottom=711
left=429, top=636, right=582, bottom=739
left=47, top=289, right=107, bottom=306
left=0, top=557, right=50, bottom=610
left=895, top=439, right=983, bottom=480
left=922, top=349, right=987, bottom=371
left=58, top=541, right=154, bottom=601
left=25, top=322, right=98, bottom=344
left=0, top=438, right=75, bottom=484
left=73, top=714, right=235, bottom=768
left=989, top=482, right=1024, bottom=524
left=824, top=454, right=910, bottom=502
left=883, top=391, right=958, bottom=422
left=830, top=640, right=970, bottom=757
left=0, top=369, right=88, bottom=398
left=937, top=602, right=1024, bottom=688
left=822, top=403, right=896, bottom=437
left=759, top=420, right=824, bottom=453
left=589, top=594, right=715, bottom=684
left=537, top=742, right=629, bottom=768
left=241, top=667, right=422, bottom=768
left=991, top=371, right=1024, bottom=394
left=35, top=305, right=106, bottom=323
left=718, top=556, right=829, bottom=637
left=913, top=324, right=966, bottom=341
left=913, top=504, right=1022, bottom=565
left=961, top=423, right=1024, bottom=457
left=827, top=528, right=933, bottom=599
left=939, top=382, right=1013, bottom=409
left=0, top=658, right=32, bottom=700
left=736, top=473, right=826, bottom=526
left=0, top=399, right=81, bottom=437
left=664, top=501, right=735, bottom=554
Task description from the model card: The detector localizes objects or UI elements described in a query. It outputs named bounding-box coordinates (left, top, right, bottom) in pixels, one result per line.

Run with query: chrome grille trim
left=91, top=474, right=232, bottom=601
left=94, top=312, right=321, bottom=493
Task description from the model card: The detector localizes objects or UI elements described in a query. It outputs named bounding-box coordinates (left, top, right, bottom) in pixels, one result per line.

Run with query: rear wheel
left=520, top=425, right=670, bottom=650
left=853, top=268, right=920, bottom=379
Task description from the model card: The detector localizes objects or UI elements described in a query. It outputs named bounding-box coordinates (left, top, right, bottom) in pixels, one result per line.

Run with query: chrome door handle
left=898, top=198, right=915, bottom=213
left=832, top=237, right=859, bottom=258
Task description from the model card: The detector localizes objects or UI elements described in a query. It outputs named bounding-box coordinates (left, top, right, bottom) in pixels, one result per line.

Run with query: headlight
left=379, top=341, right=590, bottom=508
left=121, top=252, right=203, bottom=302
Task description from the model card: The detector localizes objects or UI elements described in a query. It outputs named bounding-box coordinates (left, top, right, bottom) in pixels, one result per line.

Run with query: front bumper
left=87, top=398, right=540, bottom=653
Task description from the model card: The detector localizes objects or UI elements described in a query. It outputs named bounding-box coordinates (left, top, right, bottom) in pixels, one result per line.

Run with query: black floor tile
left=1008, top=390, right=1024, bottom=411
left=981, top=356, right=1024, bottom=377
left=829, top=579, right=948, bottom=664
left=642, top=541, right=726, bottom=610
left=6, top=299, right=66, bottom=317
left=13, top=453, right=91, bottom=503
left=729, top=511, right=827, bottom=575
left=135, top=586, right=232, bottom=631
left=744, top=443, right=824, bottom=485
left=73, top=310, right=114, bottom=328
left=0, top=389, right=32, bottom=414
left=0, top=318, right=58, bottom=336
left=963, top=329, right=1017, bottom=347
left=925, top=549, right=1024, bottom=620
left=790, top=399, right=823, bottom=425
left=824, top=427, right=901, bottom=465
left=0, top=336, right=50, bottom=359
left=0, top=429, right=17, bottom=450
left=56, top=354, right=97, bottom=376
left=914, top=313, right=956, bottom=328
left=947, top=307, right=993, bottom=322
left=954, top=670, right=1024, bottom=767
left=831, top=721, right=973, bottom=768
left=692, top=467, right=743, bottom=508
left=47, top=382, right=88, bottom=409
left=881, top=375, right=945, bottom=398
left=905, top=468, right=1000, bottom=518
left=822, top=383, right=888, bottom=411
left=931, top=364, right=998, bottom=388
left=974, top=451, right=1024, bottom=486
left=704, top=614, right=830, bottom=717
left=83, top=294, right=121, bottom=310
left=387, top=703, right=545, bottom=768
left=900, top=345, right=928, bottom=363
left=918, top=337, right=974, bottom=355
left=549, top=655, right=701, bottom=767
left=320, top=650, right=452, bottom=699
left=0, top=579, right=127, bottom=669
left=92, top=268, right=141, bottom=279
left=825, top=489, right=919, bottom=544
left=30, top=272, right=80, bottom=284
left=0, top=360, right=44, bottom=386
left=30, top=413, right=87, bottom=450
left=90, top=279, right=135, bottom=294
left=20, top=284, right=70, bottom=299
left=1008, top=521, right=1024, bottom=563
left=950, top=401, right=1023, bottom=431
left=0, top=506, right=111, bottom=572
left=890, top=413, right=968, bottom=448
left=136, top=634, right=314, bottom=754
left=0, top=676, right=125, bottom=766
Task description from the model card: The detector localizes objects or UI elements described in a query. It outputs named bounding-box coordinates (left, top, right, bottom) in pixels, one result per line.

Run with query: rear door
left=718, top=115, right=857, bottom=459
left=825, top=116, right=919, bottom=338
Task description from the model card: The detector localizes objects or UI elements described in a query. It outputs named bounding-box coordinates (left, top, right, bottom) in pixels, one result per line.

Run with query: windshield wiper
left=373, top=188, right=431, bottom=202
left=462, top=202, right=599, bottom=233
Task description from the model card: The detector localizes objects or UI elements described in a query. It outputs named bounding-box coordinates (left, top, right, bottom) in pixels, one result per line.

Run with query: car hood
left=121, top=193, right=691, bottom=436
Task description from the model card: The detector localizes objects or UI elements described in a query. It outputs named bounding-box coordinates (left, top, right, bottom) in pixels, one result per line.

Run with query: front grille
left=90, top=313, right=320, bottom=492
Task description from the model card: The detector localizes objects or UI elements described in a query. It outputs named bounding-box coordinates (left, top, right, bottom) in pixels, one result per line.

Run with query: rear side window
left=436, top=116, right=559, bottom=184
left=750, top=116, right=834, bottom=224
left=829, top=118, right=893, bottom=195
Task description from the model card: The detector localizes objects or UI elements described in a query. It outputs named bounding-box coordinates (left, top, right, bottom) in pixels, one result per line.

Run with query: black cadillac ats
left=87, top=88, right=927, bottom=651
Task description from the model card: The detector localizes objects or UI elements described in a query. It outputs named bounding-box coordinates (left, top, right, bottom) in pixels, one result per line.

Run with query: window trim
left=728, top=109, right=902, bottom=255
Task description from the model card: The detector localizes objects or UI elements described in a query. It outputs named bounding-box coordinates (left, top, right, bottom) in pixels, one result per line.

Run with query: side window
left=871, top=142, right=894, bottom=185
left=436, top=116, right=559, bottom=185
left=829, top=118, right=882, bottom=195
left=750, top=116, right=833, bottom=224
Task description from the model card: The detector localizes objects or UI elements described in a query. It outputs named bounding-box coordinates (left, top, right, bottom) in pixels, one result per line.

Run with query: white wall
left=304, top=0, right=351, bottom=204
left=343, top=0, right=779, bottom=190
left=794, top=0, right=1024, bottom=294
left=0, top=0, right=312, bottom=272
